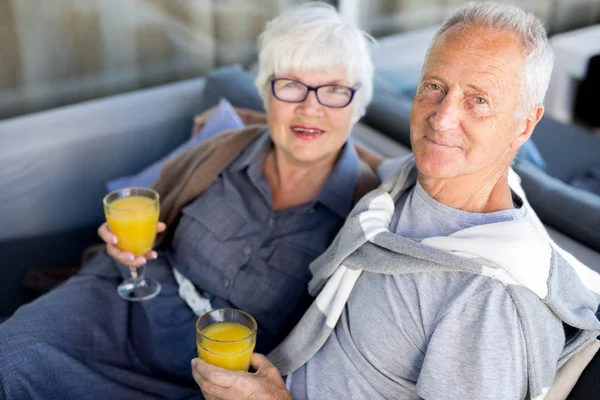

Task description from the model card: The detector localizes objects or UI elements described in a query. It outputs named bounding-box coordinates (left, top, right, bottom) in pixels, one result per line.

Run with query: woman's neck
left=264, top=148, right=338, bottom=211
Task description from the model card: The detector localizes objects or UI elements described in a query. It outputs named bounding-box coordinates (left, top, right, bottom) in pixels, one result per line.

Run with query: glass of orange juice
left=103, top=187, right=161, bottom=301
left=196, top=308, right=257, bottom=371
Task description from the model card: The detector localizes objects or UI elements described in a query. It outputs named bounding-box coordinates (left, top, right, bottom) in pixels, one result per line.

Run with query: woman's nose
left=297, top=90, right=323, bottom=116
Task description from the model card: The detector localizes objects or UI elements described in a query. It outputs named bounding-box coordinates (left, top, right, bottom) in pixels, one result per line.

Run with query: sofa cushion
left=197, top=64, right=264, bottom=113
left=374, top=69, right=419, bottom=100
left=532, top=116, right=600, bottom=183
left=360, top=79, right=413, bottom=149
left=547, top=339, right=600, bottom=399
left=106, top=98, right=244, bottom=192
left=517, top=140, right=547, bottom=170
left=514, top=160, right=600, bottom=252
left=571, top=165, right=600, bottom=196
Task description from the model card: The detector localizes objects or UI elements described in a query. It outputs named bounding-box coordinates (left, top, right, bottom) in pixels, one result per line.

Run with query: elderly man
left=192, top=2, right=600, bottom=399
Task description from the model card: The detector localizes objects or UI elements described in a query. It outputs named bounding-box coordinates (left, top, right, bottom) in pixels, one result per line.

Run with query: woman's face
left=267, top=70, right=356, bottom=166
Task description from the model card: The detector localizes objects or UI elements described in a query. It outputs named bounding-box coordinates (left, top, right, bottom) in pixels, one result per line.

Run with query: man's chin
left=415, top=158, right=462, bottom=180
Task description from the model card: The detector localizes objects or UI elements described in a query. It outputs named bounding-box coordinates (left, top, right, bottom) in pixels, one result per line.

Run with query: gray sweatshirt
left=269, top=155, right=600, bottom=400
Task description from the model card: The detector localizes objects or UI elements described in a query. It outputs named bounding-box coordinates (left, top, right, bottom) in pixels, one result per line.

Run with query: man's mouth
left=425, top=137, right=458, bottom=148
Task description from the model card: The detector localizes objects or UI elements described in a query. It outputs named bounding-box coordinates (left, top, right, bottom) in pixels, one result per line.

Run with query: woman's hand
left=97, top=222, right=166, bottom=267
left=192, top=354, right=292, bottom=400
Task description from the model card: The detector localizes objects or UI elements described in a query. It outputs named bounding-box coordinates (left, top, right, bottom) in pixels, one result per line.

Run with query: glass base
left=118, top=277, right=161, bottom=301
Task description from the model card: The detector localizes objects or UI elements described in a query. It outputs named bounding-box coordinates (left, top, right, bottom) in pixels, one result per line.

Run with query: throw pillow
left=517, top=140, right=547, bottom=170
left=106, top=98, right=244, bottom=192
left=197, top=64, right=264, bottom=114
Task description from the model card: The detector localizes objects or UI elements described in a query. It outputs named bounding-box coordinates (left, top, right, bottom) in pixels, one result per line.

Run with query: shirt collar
left=229, top=130, right=360, bottom=219
left=229, top=130, right=271, bottom=173
left=316, top=138, right=360, bottom=219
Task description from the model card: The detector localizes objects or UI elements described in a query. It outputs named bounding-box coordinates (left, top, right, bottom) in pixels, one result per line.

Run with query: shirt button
left=224, top=278, right=230, bottom=288
left=268, top=217, right=275, bottom=227
left=243, top=246, right=252, bottom=256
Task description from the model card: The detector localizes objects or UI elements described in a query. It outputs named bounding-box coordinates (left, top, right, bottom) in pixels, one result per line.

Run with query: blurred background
left=1, top=0, right=599, bottom=120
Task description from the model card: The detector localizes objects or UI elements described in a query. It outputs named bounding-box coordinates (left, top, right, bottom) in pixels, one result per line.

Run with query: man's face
left=410, top=25, right=539, bottom=180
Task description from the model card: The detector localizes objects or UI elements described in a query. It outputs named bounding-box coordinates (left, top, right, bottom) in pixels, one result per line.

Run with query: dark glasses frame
left=270, top=77, right=357, bottom=108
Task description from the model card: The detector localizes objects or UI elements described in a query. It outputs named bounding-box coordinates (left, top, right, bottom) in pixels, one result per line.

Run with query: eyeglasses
left=270, top=78, right=357, bottom=108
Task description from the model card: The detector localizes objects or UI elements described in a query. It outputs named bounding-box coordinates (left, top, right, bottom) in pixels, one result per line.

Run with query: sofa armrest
left=514, top=161, right=600, bottom=255
left=0, top=77, right=205, bottom=242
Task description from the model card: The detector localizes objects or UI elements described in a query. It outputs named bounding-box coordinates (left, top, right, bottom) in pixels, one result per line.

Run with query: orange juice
left=197, top=322, right=256, bottom=370
left=105, top=196, right=159, bottom=257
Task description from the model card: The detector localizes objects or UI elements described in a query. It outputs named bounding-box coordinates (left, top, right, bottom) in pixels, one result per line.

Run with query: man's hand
left=191, top=354, right=293, bottom=400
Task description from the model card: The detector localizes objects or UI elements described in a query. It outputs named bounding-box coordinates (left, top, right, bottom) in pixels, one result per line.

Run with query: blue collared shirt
left=170, top=130, right=359, bottom=353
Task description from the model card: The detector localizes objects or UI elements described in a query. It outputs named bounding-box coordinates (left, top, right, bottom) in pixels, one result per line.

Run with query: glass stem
left=129, top=264, right=146, bottom=282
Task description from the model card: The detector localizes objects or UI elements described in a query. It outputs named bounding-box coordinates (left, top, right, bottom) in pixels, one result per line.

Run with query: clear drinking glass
left=103, top=187, right=161, bottom=301
left=196, top=308, right=257, bottom=371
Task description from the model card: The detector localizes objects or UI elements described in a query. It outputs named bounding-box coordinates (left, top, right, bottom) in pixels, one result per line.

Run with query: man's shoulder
left=379, top=271, right=522, bottom=319
left=362, top=270, right=517, bottom=314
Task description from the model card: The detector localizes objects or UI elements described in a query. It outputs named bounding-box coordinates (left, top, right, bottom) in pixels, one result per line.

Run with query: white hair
left=254, top=2, right=374, bottom=119
left=430, top=1, right=555, bottom=116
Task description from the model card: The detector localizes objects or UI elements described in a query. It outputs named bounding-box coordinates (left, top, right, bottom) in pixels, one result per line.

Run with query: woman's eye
left=284, top=82, right=298, bottom=88
left=474, top=97, right=488, bottom=105
left=331, top=86, right=350, bottom=95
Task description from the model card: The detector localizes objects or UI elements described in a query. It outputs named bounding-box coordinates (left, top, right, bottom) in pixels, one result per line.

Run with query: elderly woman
left=0, top=3, right=377, bottom=399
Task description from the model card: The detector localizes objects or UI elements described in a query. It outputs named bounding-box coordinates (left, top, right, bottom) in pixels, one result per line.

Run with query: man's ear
left=511, top=105, right=544, bottom=151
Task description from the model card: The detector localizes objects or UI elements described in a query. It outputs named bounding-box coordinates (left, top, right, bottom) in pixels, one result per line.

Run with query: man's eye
left=425, top=83, right=441, bottom=91
left=475, top=97, right=488, bottom=105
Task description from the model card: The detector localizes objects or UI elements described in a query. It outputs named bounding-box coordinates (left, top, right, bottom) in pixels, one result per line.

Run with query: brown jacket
left=152, top=125, right=379, bottom=248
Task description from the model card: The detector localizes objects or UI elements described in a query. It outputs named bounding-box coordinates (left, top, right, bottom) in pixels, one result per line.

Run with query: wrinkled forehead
left=423, top=25, right=526, bottom=80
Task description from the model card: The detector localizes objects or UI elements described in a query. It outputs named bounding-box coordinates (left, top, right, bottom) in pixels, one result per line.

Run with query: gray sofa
left=1, top=65, right=599, bottom=320
left=0, top=78, right=205, bottom=316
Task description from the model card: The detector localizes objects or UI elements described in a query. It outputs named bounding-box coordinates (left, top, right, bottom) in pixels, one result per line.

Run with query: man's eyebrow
left=421, top=76, right=492, bottom=95
left=422, top=74, right=445, bottom=83
left=467, top=84, right=490, bottom=94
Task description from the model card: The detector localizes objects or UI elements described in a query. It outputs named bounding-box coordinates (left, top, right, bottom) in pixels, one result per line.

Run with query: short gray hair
left=431, top=1, right=554, bottom=116
left=255, top=2, right=374, bottom=119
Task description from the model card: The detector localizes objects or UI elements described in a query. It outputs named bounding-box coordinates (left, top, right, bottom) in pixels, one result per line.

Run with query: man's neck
left=418, top=168, right=514, bottom=214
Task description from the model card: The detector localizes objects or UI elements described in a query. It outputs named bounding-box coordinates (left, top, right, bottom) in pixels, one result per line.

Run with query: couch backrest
left=0, top=77, right=205, bottom=241
left=532, top=116, right=600, bottom=182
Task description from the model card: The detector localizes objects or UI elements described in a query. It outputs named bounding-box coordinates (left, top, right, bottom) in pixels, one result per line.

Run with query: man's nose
left=429, top=94, right=461, bottom=131
left=298, top=90, right=323, bottom=117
